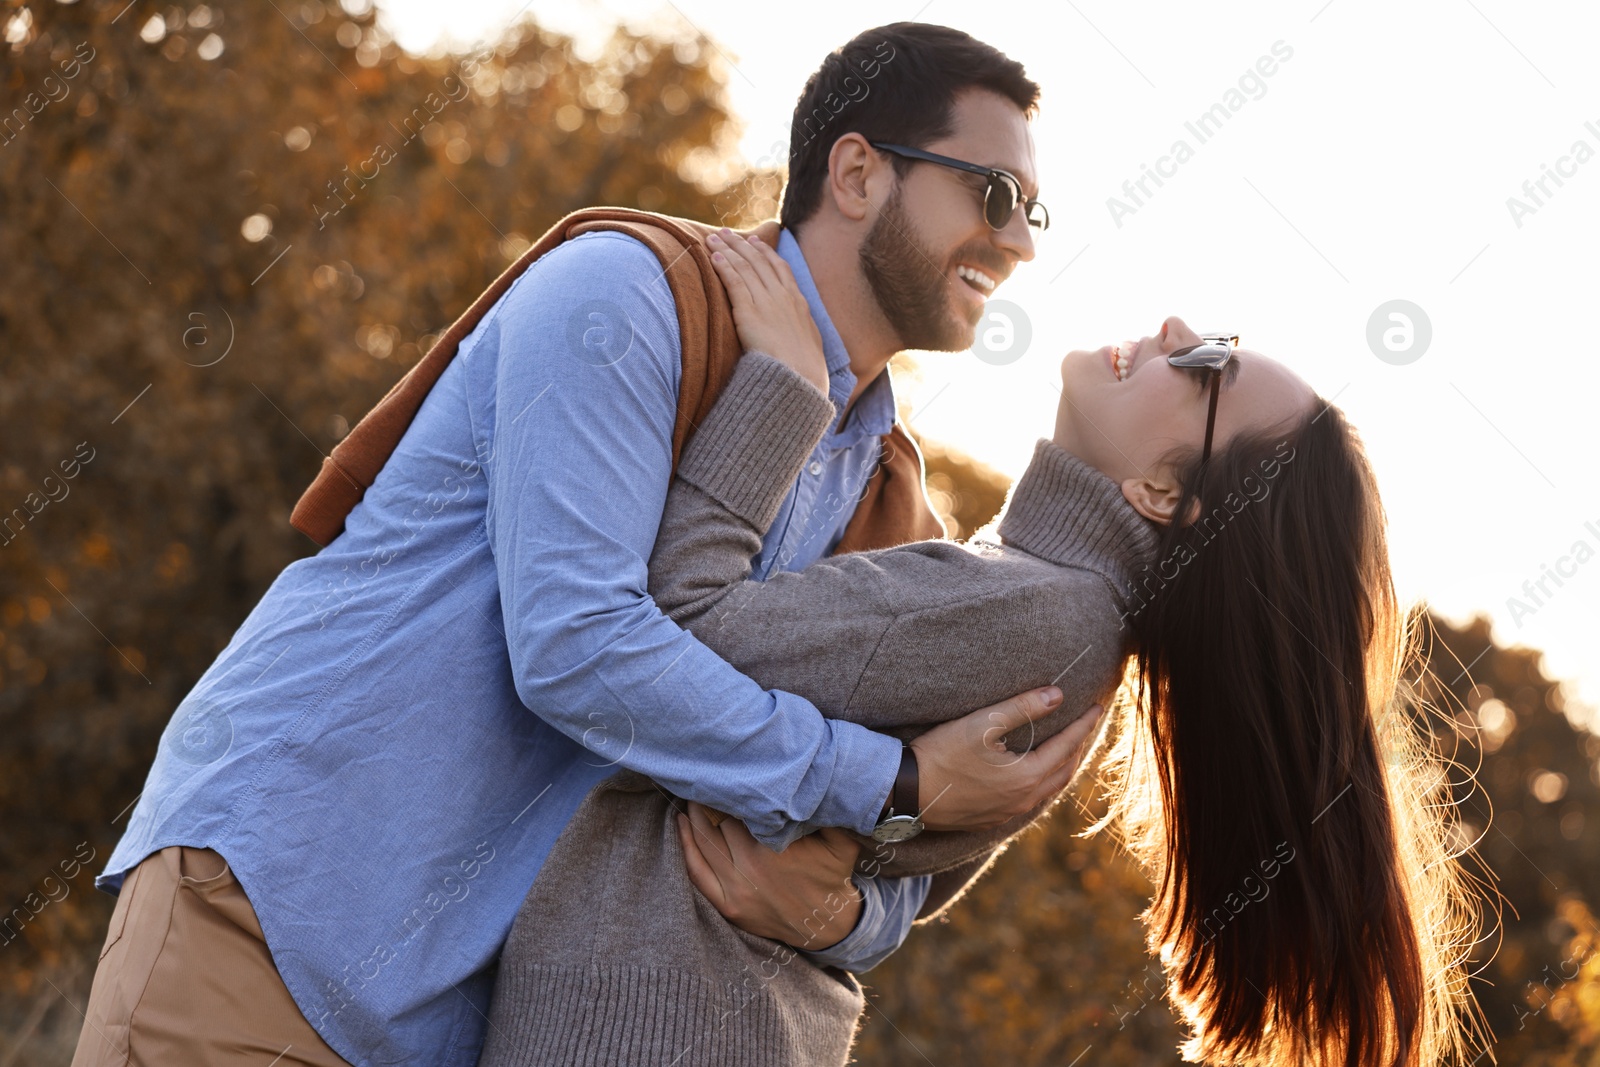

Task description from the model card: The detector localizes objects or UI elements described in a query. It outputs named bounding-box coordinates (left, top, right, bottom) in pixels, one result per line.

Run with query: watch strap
left=892, top=744, right=919, bottom=817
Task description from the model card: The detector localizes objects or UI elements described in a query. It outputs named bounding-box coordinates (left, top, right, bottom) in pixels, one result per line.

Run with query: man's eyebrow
left=998, top=165, right=1040, bottom=200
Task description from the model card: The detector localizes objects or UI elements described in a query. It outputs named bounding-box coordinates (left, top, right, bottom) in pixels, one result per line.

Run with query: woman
left=479, top=233, right=1486, bottom=1067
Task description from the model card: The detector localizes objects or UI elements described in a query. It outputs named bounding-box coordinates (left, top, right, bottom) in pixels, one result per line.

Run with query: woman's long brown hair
left=1090, top=400, right=1491, bottom=1065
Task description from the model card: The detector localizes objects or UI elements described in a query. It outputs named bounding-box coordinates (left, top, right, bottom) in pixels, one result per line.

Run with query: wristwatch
left=871, top=744, right=924, bottom=843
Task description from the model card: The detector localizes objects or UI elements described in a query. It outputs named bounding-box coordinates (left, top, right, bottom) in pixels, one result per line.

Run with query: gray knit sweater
left=479, top=353, right=1159, bottom=1067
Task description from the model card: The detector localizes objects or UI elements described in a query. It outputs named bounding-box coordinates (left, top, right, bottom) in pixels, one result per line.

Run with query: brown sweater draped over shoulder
left=288, top=207, right=945, bottom=554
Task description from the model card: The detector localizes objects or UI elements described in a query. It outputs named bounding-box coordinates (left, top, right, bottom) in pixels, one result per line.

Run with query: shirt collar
left=777, top=228, right=898, bottom=446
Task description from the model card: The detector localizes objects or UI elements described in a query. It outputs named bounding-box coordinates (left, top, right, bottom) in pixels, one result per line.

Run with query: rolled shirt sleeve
left=800, top=872, right=934, bottom=973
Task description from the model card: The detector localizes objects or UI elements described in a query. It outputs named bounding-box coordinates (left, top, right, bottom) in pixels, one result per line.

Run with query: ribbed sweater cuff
left=677, top=352, right=837, bottom=531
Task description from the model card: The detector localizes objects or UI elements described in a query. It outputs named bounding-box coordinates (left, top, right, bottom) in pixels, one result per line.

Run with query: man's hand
left=911, top=688, right=1104, bottom=832
left=676, top=802, right=864, bottom=950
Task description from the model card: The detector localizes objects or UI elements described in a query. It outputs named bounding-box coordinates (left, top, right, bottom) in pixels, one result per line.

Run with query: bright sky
left=379, top=0, right=1600, bottom=719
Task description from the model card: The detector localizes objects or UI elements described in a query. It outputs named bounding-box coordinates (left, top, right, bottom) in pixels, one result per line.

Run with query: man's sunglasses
left=1167, top=335, right=1238, bottom=465
left=869, top=142, right=1050, bottom=232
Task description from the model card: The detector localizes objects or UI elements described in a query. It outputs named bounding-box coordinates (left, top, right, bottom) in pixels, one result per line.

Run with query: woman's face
left=1054, top=316, right=1315, bottom=524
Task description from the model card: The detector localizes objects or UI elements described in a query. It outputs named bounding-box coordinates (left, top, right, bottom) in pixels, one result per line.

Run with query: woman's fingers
left=704, top=229, right=829, bottom=390
left=718, top=228, right=786, bottom=295
left=750, top=232, right=799, bottom=289
left=722, top=227, right=797, bottom=295
left=707, top=241, right=755, bottom=304
left=709, top=233, right=784, bottom=329
left=713, top=249, right=755, bottom=315
left=750, top=237, right=811, bottom=318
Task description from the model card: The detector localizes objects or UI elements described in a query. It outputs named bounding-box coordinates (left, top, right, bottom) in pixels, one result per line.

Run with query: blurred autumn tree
left=3, top=3, right=1598, bottom=1066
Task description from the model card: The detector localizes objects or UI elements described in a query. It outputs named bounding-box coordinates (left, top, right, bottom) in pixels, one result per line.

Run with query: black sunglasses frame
left=868, top=142, right=1050, bottom=232
left=1167, top=335, right=1238, bottom=465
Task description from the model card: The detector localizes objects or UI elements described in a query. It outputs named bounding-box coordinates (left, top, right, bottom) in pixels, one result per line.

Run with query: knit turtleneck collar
left=995, top=439, right=1161, bottom=604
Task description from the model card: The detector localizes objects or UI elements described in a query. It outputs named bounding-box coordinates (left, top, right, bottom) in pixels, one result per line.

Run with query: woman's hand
left=912, top=689, right=1104, bottom=832
left=677, top=801, right=863, bottom=950
left=705, top=228, right=829, bottom=393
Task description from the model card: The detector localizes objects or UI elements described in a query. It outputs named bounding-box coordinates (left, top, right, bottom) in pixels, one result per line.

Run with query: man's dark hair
left=779, top=23, right=1040, bottom=232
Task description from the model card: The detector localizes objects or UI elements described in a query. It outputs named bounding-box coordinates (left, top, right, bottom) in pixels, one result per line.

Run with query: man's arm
left=648, top=353, right=1113, bottom=859
left=474, top=231, right=899, bottom=848
left=799, top=872, right=933, bottom=973
left=676, top=800, right=933, bottom=973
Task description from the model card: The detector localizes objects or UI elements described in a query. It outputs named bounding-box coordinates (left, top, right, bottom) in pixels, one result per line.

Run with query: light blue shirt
left=101, top=227, right=931, bottom=1065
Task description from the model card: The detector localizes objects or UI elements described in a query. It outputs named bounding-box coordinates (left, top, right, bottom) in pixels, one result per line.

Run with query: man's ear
left=827, top=133, right=883, bottom=224
left=1120, top=474, right=1190, bottom=527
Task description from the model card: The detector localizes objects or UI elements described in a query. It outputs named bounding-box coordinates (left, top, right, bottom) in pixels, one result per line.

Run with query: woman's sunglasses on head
left=869, top=142, right=1050, bottom=232
left=1168, top=335, right=1238, bottom=465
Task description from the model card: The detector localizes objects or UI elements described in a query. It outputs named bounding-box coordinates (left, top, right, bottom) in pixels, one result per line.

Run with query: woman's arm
left=651, top=353, right=1124, bottom=878
left=654, top=366, right=1125, bottom=729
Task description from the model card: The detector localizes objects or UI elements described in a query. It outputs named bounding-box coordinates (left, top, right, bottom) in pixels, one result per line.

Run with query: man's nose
left=994, top=210, right=1036, bottom=264
left=1159, top=316, right=1201, bottom=352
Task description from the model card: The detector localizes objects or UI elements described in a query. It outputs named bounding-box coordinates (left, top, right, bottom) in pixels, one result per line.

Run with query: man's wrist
left=797, top=879, right=865, bottom=952
left=798, top=872, right=930, bottom=973
left=871, top=743, right=924, bottom=843
left=811, top=724, right=904, bottom=839
left=797, top=875, right=871, bottom=959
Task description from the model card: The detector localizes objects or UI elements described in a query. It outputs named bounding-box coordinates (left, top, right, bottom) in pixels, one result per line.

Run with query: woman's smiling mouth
left=1112, top=339, right=1142, bottom=381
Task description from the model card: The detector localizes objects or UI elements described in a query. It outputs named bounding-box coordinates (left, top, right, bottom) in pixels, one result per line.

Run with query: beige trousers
left=71, top=846, right=353, bottom=1067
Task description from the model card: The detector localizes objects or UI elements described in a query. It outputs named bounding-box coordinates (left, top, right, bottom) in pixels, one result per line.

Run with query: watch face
left=872, top=814, right=924, bottom=843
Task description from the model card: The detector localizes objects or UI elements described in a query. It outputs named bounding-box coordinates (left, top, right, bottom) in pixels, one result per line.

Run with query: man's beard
left=859, top=189, right=982, bottom=352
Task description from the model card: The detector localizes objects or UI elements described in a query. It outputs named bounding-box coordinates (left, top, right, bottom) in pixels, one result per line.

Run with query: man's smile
left=955, top=263, right=998, bottom=293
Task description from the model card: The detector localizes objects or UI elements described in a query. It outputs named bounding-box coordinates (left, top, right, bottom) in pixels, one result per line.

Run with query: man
left=74, top=21, right=1077, bottom=1067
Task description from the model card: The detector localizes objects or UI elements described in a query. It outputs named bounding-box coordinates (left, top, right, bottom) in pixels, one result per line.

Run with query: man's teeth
left=956, top=264, right=996, bottom=292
